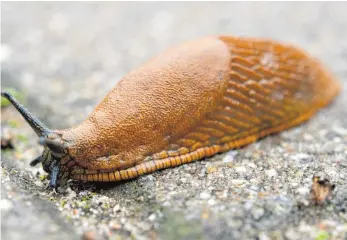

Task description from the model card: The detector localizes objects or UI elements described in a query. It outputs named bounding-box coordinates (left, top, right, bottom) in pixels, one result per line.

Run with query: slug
left=1, top=36, right=340, bottom=188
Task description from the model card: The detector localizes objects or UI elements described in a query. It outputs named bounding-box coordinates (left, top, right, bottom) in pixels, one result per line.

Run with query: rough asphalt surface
left=1, top=2, right=347, bottom=240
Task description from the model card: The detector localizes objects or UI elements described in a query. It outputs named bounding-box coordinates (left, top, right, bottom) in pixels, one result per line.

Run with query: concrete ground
left=1, top=2, right=346, bottom=240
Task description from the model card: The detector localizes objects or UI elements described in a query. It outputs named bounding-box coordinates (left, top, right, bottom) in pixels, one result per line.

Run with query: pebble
left=297, top=187, right=310, bottom=195
left=207, top=166, right=217, bottom=174
left=258, top=232, right=271, bottom=240
left=229, top=219, right=243, bottom=228
left=231, top=179, right=246, bottom=185
left=303, top=133, right=314, bottom=141
left=223, top=151, right=238, bottom=163
left=200, top=191, right=211, bottom=200
left=291, top=153, right=310, bottom=161
left=109, top=220, right=122, bottom=230
left=332, top=126, right=347, bottom=136
left=251, top=207, right=265, bottom=220
left=323, top=142, right=337, bottom=152
left=113, top=204, right=120, bottom=213
left=334, top=144, right=345, bottom=153
left=235, top=166, right=247, bottom=174
left=265, top=169, right=277, bottom=178
left=148, top=213, right=156, bottom=221
left=285, top=228, right=302, bottom=240
left=82, top=231, right=97, bottom=240
left=208, top=199, right=217, bottom=206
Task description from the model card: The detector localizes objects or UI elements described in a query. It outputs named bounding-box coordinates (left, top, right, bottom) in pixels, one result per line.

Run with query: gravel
left=1, top=2, right=347, bottom=240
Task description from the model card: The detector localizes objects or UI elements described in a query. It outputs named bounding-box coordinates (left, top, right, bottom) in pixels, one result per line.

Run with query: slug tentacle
left=49, top=162, right=60, bottom=188
left=1, top=90, right=51, bottom=137
left=30, top=155, right=42, bottom=166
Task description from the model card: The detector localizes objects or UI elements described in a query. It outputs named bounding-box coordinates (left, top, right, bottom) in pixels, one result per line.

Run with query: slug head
left=1, top=90, right=70, bottom=189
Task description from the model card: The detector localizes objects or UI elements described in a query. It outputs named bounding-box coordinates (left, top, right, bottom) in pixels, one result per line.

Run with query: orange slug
left=1, top=35, right=340, bottom=188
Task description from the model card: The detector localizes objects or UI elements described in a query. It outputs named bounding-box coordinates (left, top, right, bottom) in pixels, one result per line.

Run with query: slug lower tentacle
left=1, top=35, right=340, bottom=188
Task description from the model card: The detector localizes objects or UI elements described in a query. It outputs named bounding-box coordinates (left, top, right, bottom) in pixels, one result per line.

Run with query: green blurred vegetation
left=1, top=88, right=25, bottom=107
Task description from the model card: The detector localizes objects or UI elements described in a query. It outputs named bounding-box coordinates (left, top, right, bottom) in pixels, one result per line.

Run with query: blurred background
left=2, top=2, right=346, bottom=128
left=1, top=2, right=347, bottom=240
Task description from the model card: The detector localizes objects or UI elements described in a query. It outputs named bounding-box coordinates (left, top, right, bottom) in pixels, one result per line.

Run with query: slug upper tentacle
left=1, top=90, right=51, bottom=136
left=1, top=35, right=340, bottom=188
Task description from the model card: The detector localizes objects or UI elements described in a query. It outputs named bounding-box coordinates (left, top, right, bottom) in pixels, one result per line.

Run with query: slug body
left=2, top=36, right=340, bottom=188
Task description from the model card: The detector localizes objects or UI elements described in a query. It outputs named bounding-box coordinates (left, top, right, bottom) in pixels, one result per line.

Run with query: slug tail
left=1, top=90, right=51, bottom=137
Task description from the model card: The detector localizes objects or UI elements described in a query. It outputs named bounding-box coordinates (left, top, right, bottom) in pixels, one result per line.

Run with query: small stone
left=120, top=218, right=127, bottom=224
left=297, top=187, right=310, bottom=195
left=200, top=191, right=211, bottom=199
left=223, top=151, right=238, bottom=163
left=298, top=221, right=314, bottom=233
left=244, top=151, right=253, bottom=158
left=265, top=169, right=277, bottom=178
left=334, top=144, right=345, bottom=153
left=180, top=177, right=188, bottom=184
left=323, top=142, right=336, bottom=152
left=73, top=209, right=78, bottom=216
left=137, top=196, right=145, bottom=202
left=201, top=208, right=210, bottom=219
left=1, top=127, right=14, bottom=150
left=250, top=178, right=259, bottom=184
left=162, top=201, right=171, bottom=207
left=291, top=153, right=310, bottom=161
left=229, top=219, right=243, bottom=228
left=109, top=220, right=122, bottom=230
left=207, top=166, right=217, bottom=174
left=249, top=185, right=259, bottom=191
left=297, top=198, right=310, bottom=207
left=251, top=207, right=264, bottom=220
left=231, top=179, right=246, bottom=185
left=285, top=228, right=302, bottom=240
left=235, top=166, right=247, bottom=174
left=148, top=213, right=156, bottom=221
left=332, top=125, right=347, bottom=136
left=66, top=188, right=77, bottom=199
left=82, top=231, right=96, bottom=240
left=258, top=232, right=270, bottom=240
left=113, top=204, right=120, bottom=213
left=244, top=201, right=253, bottom=210
left=303, top=133, right=314, bottom=141
left=320, top=219, right=338, bottom=228
left=336, top=224, right=347, bottom=233
left=319, top=129, right=328, bottom=138
left=248, top=163, right=257, bottom=168
left=208, top=199, right=217, bottom=206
